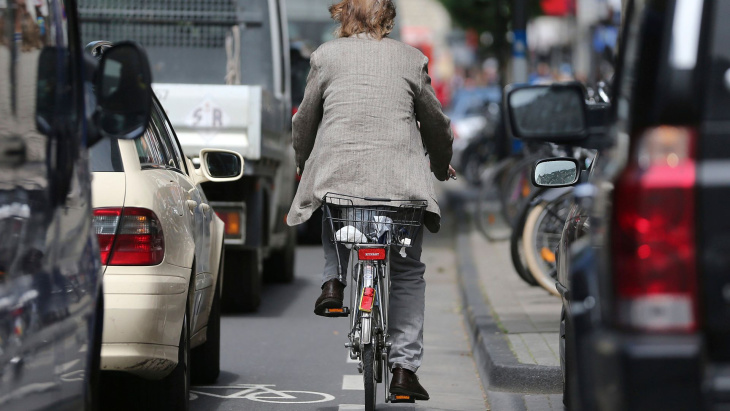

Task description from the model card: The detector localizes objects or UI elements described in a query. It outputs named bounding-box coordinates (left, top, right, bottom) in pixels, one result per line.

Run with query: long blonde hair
left=329, top=0, right=396, bottom=40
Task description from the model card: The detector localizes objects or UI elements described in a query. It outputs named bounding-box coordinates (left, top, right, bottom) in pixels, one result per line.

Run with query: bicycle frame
left=347, top=243, right=393, bottom=401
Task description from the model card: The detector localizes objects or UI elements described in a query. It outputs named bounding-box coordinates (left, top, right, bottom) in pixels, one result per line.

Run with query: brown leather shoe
left=314, top=279, right=345, bottom=316
left=390, top=367, right=430, bottom=400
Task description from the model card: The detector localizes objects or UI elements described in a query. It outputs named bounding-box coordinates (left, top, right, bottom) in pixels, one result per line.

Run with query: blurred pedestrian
left=286, top=0, right=455, bottom=401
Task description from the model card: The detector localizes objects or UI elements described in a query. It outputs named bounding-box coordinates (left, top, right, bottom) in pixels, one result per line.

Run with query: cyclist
left=286, top=0, right=455, bottom=401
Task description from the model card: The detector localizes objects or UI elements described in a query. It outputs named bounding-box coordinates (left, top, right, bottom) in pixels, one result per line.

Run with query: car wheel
left=265, top=228, right=296, bottom=283
left=191, top=249, right=222, bottom=384
left=156, top=309, right=190, bottom=411
left=561, top=306, right=575, bottom=409
left=85, top=292, right=103, bottom=411
left=222, top=248, right=262, bottom=312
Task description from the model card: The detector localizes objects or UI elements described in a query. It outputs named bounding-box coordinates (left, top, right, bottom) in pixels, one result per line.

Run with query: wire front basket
left=322, top=193, right=427, bottom=248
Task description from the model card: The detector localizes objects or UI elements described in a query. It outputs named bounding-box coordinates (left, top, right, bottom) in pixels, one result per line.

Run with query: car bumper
left=101, top=343, right=178, bottom=379
left=101, top=264, right=189, bottom=379
left=589, top=332, right=703, bottom=411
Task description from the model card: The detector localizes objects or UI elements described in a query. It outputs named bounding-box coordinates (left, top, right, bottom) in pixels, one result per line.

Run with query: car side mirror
left=94, top=42, right=152, bottom=140
left=532, top=158, right=580, bottom=188
left=199, top=149, right=244, bottom=183
left=505, top=83, right=588, bottom=144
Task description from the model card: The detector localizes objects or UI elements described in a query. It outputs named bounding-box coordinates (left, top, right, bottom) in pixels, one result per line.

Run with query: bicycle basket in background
left=322, top=194, right=427, bottom=248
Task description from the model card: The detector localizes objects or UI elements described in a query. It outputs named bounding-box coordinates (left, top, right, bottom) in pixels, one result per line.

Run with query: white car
left=89, top=97, right=243, bottom=410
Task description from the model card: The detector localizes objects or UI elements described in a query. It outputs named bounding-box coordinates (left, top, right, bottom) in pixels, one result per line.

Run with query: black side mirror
left=200, top=149, right=245, bottom=182
left=95, top=42, right=152, bottom=140
left=532, top=157, right=581, bottom=188
left=505, top=83, right=588, bottom=144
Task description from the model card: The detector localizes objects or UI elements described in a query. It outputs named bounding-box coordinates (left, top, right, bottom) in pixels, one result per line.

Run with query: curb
left=454, top=213, right=562, bottom=394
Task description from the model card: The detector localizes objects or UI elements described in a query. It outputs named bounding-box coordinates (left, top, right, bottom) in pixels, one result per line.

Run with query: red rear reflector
left=93, top=208, right=165, bottom=266
left=215, top=211, right=241, bottom=237
left=612, top=126, right=697, bottom=332
left=358, top=248, right=386, bottom=260
left=359, top=287, right=375, bottom=312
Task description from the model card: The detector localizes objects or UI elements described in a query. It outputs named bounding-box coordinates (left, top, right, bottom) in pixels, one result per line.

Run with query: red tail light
left=612, top=126, right=697, bottom=332
left=359, top=248, right=386, bottom=261
left=93, top=208, right=165, bottom=266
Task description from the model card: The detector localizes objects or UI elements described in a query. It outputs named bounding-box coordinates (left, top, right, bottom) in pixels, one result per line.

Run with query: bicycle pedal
left=323, top=307, right=350, bottom=317
left=389, top=394, right=416, bottom=403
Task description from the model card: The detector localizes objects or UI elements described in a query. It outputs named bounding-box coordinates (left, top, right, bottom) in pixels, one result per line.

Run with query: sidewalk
left=470, top=233, right=561, bottom=369
left=450, top=192, right=564, bottom=410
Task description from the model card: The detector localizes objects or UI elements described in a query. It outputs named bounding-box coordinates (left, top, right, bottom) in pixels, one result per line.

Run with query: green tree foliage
left=437, top=0, right=544, bottom=83
left=437, top=0, right=543, bottom=41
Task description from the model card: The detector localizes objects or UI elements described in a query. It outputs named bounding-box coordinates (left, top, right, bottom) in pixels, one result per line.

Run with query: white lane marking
left=339, top=405, right=365, bottom=410
left=346, top=353, right=358, bottom=364
left=55, top=359, right=80, bottom=374
left=60, top=370, right=85, bottom=382
left=190, top=384, right=335, bottom=404
left=342, top=375, right=364, bottom=390
left=0, top=382, right=57, bottom=406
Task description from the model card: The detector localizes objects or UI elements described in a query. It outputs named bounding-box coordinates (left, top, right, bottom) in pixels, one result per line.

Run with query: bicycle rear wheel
left=522, top=193, right=573, bottom=297
left=363, top=344, right=377, bottom=411
left=510, top=198, right=539, bottom=286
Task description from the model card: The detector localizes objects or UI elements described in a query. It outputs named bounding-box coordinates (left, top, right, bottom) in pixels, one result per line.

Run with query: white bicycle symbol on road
left=190, top=384, right=335, bottom=404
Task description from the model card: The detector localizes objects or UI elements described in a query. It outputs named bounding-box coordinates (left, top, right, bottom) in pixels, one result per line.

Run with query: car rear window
left=89, top=138, right=124, bottom=172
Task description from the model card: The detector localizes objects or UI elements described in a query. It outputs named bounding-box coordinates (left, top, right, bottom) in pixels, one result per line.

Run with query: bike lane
left=190, top=223, right=487, bottom=410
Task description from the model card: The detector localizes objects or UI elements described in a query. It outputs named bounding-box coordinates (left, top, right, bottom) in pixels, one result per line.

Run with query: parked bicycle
left=321, top=194, right=427, bottom=411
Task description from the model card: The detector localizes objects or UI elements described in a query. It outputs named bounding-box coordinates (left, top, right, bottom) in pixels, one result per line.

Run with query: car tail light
left=612, top=126, right=697, bottom=332
left=359, top=248, right=386, bottom=261
left=215, top=211, right=242, bottom=237
left=93, top=208, right=165, bottom=266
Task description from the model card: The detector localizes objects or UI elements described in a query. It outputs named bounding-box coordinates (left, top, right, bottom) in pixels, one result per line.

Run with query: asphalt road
left=191, top=228, right=488, bottom=410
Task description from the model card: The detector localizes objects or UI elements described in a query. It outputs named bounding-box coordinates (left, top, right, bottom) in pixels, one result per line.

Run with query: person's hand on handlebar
left=448, top=165, right=457, bottom=180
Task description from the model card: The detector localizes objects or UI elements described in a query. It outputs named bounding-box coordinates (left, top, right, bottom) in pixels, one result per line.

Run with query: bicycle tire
left=475, top=158, right=515, bottom=237
left=510, top=197, right=538, bottom=286
left=522, top=195, right=572, bottom=297
left=363, top=344, right=377, bottom=411
left=499, top=156, right=537, bottom=228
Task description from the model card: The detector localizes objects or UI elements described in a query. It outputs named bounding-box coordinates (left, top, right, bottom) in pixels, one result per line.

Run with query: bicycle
left=321, top=193, right=427, bottom=411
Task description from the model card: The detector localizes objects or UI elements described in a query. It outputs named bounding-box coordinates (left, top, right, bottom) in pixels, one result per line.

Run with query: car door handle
left=186, top=200, right=198, bottom=211
left=201, top=203, right=210, bottom=213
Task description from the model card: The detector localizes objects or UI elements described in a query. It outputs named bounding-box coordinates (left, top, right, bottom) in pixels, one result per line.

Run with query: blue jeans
left=321, top=218, right=426, bottom=373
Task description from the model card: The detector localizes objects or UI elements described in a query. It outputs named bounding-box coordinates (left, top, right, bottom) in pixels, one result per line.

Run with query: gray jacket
left=286, top=35, right=453, bottom=233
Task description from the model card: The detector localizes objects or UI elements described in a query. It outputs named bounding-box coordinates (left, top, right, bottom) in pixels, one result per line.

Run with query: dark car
left=0, top=1, right=152, bottom=410
left=505, top=0, right=730, bottom=409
